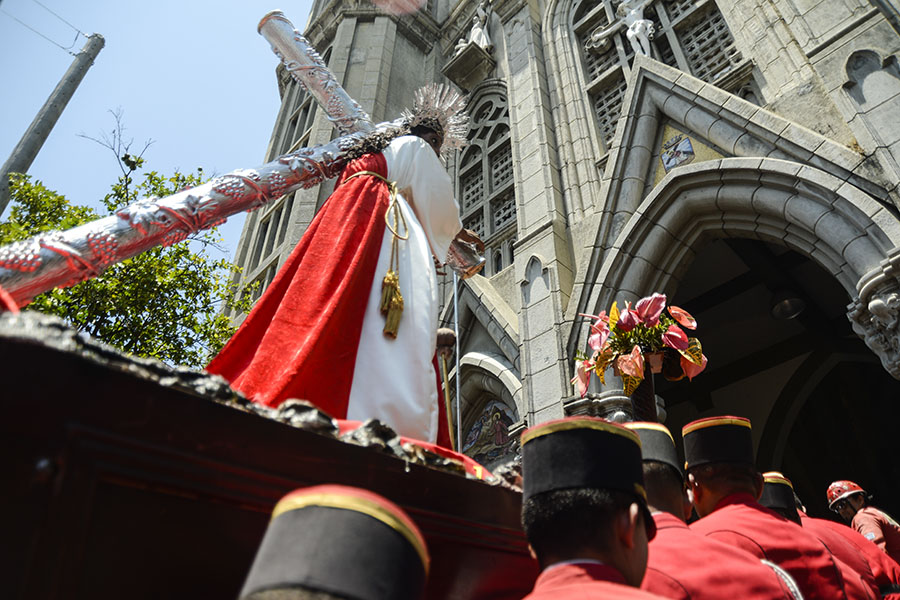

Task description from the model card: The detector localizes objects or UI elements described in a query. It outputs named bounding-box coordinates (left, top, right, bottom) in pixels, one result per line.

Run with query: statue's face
left=417, top=130, right=444, bottom=157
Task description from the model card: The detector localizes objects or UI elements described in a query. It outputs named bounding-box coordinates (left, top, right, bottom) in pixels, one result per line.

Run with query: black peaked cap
left=760, top=471, right=796, bottom=511
left=627, top=422, right=682, bottom=476
left=240, top=485, right=428, bottom=600
left=682, top=416, right=754, bottom=471
left=521, top=416, right=656, bottom=540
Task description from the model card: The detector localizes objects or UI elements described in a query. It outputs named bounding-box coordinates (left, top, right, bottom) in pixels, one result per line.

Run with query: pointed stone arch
left=585, top=157, right=900, bottom=378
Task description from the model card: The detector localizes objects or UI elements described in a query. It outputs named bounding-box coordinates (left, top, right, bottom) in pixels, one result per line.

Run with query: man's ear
left=687, top=472, right=702, bottom=506
left=681, top=486, right=693, bottom=522
left=527, top=543, right=538, bottom=560
left=616, top=502, right=641, bottom=550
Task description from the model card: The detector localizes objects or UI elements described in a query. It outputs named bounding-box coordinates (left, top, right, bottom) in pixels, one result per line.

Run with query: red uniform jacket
left=803, top=512, right=900, bottom=592
left=523, top=562, right=666, bottom=599
left=853, top=506, right=900, bottom=564
left=796, top=512, right=879, bottom=597
left=642, top=511, right=793, bottom=599
left=690, top=493, right=874, bottom=600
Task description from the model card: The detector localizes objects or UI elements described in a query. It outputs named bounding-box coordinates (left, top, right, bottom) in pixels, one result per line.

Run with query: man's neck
left=648, top=501, right=686, bottom=522
left=540, top=549, right=609, bottom=571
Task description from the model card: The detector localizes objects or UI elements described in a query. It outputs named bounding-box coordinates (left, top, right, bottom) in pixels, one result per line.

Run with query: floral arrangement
left=573, top=292, right=707, bottom=397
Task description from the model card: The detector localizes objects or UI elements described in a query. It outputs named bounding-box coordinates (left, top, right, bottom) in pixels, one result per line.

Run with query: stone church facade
left=230, top=0, right=900, bottom=513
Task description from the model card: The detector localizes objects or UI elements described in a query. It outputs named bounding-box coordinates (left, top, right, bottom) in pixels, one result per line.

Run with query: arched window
left=458, top=86, right=516, bottom=276
left=573, top=0, right=753, bottom=149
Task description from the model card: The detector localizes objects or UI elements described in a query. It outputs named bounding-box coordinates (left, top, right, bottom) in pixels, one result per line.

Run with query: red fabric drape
left=336, top=419, right=490, bottom=479
left=207, top=153, right=391, bottom=419
left=434, top=354, right=452, bottom=449
left=0, top=284, right=19, bottom=313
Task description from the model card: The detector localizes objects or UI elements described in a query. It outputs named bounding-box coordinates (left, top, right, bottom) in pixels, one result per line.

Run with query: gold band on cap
left=522, top=418, right=642, bottom=448
left=272, top=492, right=429, bottom=572
left=763, top=472, right=794, bottom=489
left=682, top=416, right=751, bottom=436
left=626, top=422, right=675, bottom=444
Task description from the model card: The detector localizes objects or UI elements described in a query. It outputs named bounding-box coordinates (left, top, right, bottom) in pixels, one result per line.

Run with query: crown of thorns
left=402, top=83, right=469, bottom=151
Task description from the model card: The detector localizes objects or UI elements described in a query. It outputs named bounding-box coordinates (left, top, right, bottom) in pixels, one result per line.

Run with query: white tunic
left=345, top=136, right=462, bottom=443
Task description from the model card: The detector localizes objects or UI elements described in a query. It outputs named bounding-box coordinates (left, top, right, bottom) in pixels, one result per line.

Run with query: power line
left=0, top=8, right=77, bottom=56
left=30, top=0, right=85, bottom=38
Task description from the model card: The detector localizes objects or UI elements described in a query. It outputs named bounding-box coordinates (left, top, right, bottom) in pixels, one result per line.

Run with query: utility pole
left=0, top=33, right=104, bottom=217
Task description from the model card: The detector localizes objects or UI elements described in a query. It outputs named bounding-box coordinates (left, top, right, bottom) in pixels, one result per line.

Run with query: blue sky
left=0, top=0, right=314, bottom=261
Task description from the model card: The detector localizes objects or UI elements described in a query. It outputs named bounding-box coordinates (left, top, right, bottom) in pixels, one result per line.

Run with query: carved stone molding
left=563, top=390, right=667, bottom=423
left=442, top=42, right=496, bottom=92
left=565, top=391, right=633, bottom=422
left=848, top=247, right=900, bottom=379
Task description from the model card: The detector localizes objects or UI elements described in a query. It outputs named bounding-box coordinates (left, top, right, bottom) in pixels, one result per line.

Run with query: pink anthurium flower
left=588, top=319, right=610, bottom=352
left=668, top=305, right=697, bottom=330
left=617, top=345, right=644, bottom=378
left=680, top=353, right=707, bottom=380
left=635, top=293, right=667, bottom=327
left=662, top=324, right=689, bottom=350
left=572, top=359, right=591, bottom=397
left=579, top=311, right=609, bottom=324
left=617, top=306, right=639, bottom=332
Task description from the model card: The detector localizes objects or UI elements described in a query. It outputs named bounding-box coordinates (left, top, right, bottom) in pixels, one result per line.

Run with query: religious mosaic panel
left=462, top=398, right=518, bottom=467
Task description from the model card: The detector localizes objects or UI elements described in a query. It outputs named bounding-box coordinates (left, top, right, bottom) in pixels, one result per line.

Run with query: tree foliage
left=1, top=163, right=253, bottom=368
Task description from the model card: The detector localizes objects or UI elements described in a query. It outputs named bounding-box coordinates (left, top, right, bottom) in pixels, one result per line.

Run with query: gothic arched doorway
left=656, top=238, right=900, bottom=519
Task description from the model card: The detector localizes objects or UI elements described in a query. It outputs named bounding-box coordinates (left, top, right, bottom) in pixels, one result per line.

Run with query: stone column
left=496, top=0, right=575, bottom=427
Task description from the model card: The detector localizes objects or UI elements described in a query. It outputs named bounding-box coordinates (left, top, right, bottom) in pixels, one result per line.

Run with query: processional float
left=0, top=10, right=483, bottom=309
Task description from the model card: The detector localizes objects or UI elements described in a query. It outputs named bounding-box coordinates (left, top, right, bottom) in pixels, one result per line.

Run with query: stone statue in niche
left=455, top=1, right=493, bottom=56
left=586, top=0, right=655, bottom=57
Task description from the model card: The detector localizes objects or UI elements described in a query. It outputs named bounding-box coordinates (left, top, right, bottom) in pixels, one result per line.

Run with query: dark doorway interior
left=655, top=237, right=900, bottom=523
left=776, top=360, right=900, bottom=521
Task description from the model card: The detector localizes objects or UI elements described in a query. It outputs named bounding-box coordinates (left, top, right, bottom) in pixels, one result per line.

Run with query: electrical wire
left=0, top=8, right=76, bottom=56
left=30, top=0, right=85, bottom=38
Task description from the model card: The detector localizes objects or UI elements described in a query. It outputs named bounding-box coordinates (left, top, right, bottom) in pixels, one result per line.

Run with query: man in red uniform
left=519, top=416, right=665, bottom=599
left=684, top=416, right=874, bottom=600
left=760, top=471, right=880, bottom=598
left=625, top=422, right=798, bottom=600
left=828, top=480, right=900, bottom=564
left=802, top=513, right=900, bottom=596
left=239, top=485, right=429, bottom=600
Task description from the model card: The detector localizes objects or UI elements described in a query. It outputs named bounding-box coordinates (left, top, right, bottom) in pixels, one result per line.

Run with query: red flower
left=635, top=293, right=667, bottom=327
left=617, top=306, right=639, bottom=332
left=668, top=305, right=697, bottom=330
left=662, top=324, right=689, bottom=350
left=680, top=353, right=707, bottom=380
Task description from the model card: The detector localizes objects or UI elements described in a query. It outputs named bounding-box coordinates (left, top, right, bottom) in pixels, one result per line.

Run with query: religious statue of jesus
left=207, top=85, right=476, bottom=446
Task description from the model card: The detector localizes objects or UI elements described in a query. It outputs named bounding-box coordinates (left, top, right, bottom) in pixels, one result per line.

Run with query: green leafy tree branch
left=1, top=136, right=255, bottom=367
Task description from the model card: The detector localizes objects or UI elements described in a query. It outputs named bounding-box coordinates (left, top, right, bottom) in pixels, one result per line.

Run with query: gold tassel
left=343, top=170, right=408, bottom=338
left=380, top=269, right=399, bottom=315
left=383, top=290, right=404, bottom=338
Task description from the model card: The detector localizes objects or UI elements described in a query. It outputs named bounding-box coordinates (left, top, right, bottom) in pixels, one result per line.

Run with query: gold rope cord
left=343, top=170, right=408, bottom=338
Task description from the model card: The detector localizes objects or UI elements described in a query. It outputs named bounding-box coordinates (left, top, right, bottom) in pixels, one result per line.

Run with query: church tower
left=230, top=0, right=900, bottom=511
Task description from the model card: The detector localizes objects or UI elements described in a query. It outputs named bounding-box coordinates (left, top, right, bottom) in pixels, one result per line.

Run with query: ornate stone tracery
left=456, top=82, right=517, bottom=276
left=570, top=0, right=748, bottom=148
